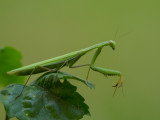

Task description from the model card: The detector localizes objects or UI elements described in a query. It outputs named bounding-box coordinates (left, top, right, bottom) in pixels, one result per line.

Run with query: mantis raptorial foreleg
left=86, top=47, right=123, bottom=96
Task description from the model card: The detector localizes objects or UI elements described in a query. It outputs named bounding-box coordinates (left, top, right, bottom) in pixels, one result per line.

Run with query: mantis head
left=109, top=40, right=116, bottom=50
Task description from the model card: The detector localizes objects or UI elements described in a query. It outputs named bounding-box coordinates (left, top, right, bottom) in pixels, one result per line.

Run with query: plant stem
left=5, top=113, right=9, bottom=120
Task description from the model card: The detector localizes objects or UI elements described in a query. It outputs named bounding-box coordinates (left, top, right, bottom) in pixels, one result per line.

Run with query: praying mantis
left=7, top=40, right=123, bottom=96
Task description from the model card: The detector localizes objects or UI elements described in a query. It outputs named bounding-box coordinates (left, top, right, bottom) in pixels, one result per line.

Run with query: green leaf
left=0, top=46, right=24, bottom=87
left=31, top=71, right=95, bottom=89
left=0, top=80, right=90, bottom=120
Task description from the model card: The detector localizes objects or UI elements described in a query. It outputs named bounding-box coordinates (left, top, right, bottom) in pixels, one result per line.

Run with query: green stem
left=5, top=113, right=9, bottom=120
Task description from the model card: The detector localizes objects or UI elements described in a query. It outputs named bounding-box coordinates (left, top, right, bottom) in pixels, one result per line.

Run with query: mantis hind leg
left=16, top=67, right=37, bottom=99
left=87, top=47, right=123, bottom=96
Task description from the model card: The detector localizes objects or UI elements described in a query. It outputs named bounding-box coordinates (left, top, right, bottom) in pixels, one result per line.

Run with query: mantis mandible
left=7, top=40, right=123, bottom=96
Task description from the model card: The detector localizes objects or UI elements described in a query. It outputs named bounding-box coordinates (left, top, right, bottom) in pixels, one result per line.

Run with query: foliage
left=31, top=71, right=95, bottom=89
left=0, top=46, right=24, bottom=87
left=0, top=72, right=93, bottom=120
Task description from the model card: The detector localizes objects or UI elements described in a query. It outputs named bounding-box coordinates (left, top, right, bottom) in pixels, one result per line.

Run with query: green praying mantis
left=7, top=40, right=123, bottom=96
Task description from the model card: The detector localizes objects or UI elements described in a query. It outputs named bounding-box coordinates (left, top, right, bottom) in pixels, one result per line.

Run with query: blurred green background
left=0, top=0, right=160, bottom=120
